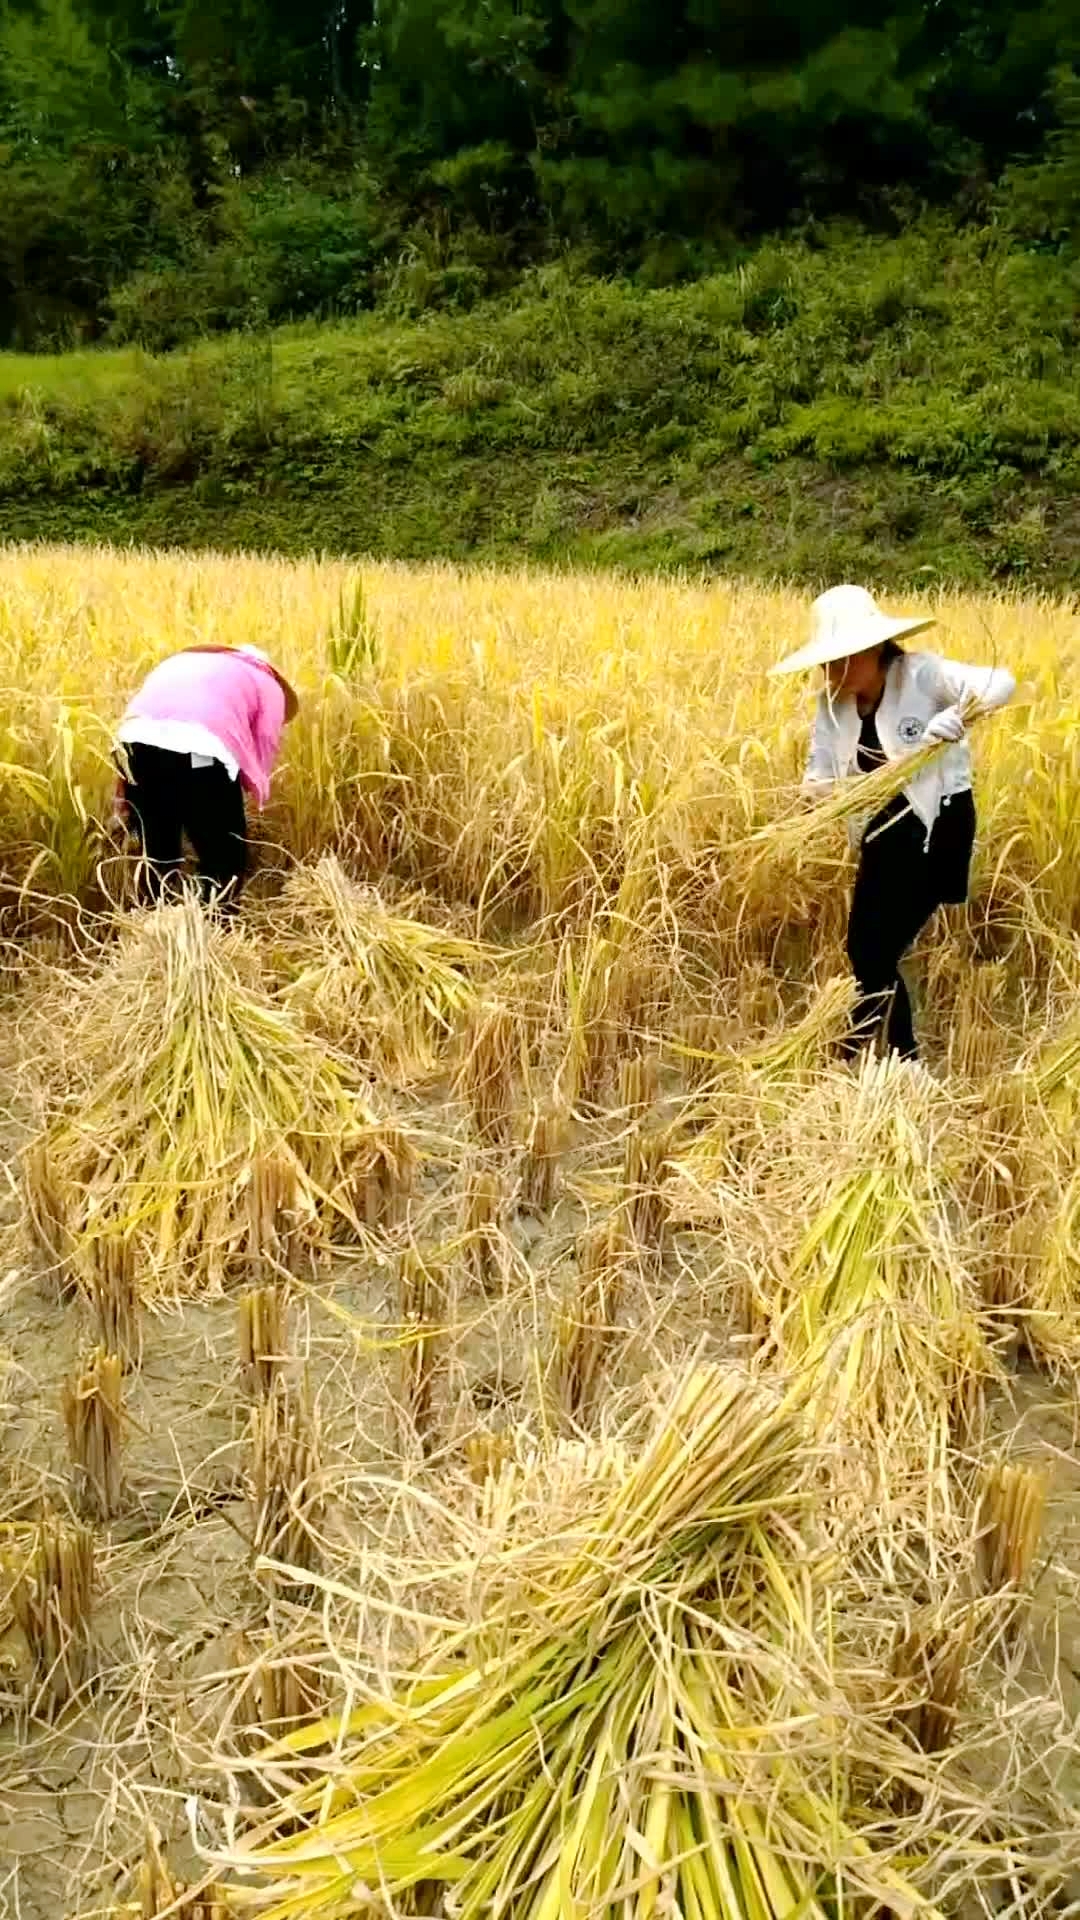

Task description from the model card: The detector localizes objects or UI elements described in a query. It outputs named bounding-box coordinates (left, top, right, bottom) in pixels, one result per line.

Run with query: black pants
left=121, top=744, right=248, bottom=906
left=844, top=791, right=976, bottom=1061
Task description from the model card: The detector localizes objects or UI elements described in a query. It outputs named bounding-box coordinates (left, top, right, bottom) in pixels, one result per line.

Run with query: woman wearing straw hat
left=771, top=586, right=1015, bottom=1061
left=114, top=644, right=299, bottom=907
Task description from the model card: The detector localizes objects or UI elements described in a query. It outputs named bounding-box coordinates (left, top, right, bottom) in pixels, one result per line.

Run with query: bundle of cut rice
left=667, top=977, right=856, bottom=1221
left=221, top=1362, right=942, bottom=1920
left=275, top=856, right=490, bottom=1083
left=22, top=900, right=392, bottom=1298
left=769, top=1057, right=996, bottom=1518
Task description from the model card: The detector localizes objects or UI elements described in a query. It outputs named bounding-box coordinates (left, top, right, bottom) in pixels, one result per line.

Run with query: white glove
left=923, top=705, right=965, bottom=745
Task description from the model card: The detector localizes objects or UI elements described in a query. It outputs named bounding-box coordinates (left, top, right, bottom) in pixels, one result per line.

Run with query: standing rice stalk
left=246, top=1153, right=299, bottom=1281
left=554, top=1224, right=629, bottom=1422
left=462, top=1161, right=503, bottom=1292
left=62, top=1346, right=125, bottom=1521
left=22, top=1134, right=72, bottom=1283
left=622, top=1122, right=671, bottom=1258
left=1023, top=1172, right=1080, bottom=1367
left=239, top=1284, right=291, bottom=1401
left=11, top=1513, right=95, bottom=1713
left=455, top=999, right=521, bottom=1144
left=249, top=1377, right=325, bottom=1584
left=891, top=1606, right=973, bottom=1757
left=348, top=1119, right=417, bottom=1233
left=86, top=1233, right=140, bottom=1368
left=979, top=1460, right=1046, bottom=1595
left=619, top=1050, right=659, bottom=1121
left=230, top=1629, right=325, bottom=1746
left=519, top=1104, right=568, bottom=1215
left=398, top=1248, right=441, bottom=1449
left=465, top=1426, right=512, bottom=1486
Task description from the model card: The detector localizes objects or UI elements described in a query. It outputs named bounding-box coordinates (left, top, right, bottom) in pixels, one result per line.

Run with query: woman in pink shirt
left=115, top=644, right=298, bottom=906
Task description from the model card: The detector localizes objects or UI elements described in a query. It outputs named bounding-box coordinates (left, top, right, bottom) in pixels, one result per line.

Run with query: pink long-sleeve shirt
left=120, top=650, right=287, bottom=809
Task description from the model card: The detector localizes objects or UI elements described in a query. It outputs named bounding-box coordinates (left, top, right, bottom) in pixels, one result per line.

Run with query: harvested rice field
left=3, top=546, right=1080, bottom=1918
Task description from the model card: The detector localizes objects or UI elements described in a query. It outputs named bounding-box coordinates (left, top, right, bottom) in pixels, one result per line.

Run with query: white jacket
left=804, top=649, right=1016, bottom=841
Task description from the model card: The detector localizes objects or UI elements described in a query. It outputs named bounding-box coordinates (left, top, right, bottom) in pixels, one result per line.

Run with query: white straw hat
left=769, top=585, right=935, bottom=677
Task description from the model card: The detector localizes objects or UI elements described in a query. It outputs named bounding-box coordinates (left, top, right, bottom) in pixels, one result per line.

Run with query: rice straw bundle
left=1022, top=1172, right=1080, bottom=1366
left=23, top=901, right=381, bottom=1299
left=277, top=856, right=487, bottom=1083
left=749, top=714, right=993, bottom=865
left=221, top=1363, right=940, bottom=1920
left=668, top=978, right=856, bottom=1221
left=769, top=1059, right=995, bottom=1517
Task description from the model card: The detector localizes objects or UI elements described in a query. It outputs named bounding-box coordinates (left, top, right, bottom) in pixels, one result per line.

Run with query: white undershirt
left=117, top=717, right=240, bottom=783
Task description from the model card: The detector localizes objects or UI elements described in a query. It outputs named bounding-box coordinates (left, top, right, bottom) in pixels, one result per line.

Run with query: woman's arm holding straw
left=756, top=694, right=1003, bottom=855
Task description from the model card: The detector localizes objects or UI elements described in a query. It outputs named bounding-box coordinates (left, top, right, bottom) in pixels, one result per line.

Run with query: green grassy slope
left=3, top=223, right=1078, bottom=587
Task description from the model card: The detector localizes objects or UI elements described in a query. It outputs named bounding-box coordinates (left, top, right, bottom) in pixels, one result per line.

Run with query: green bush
left=1, top=217, right=1079, bottom=589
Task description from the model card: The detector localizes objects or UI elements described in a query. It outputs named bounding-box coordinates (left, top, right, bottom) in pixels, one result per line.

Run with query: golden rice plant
left=249, top=1376, right=325, bottom=1582
left=223, top=1362, right=940, bottom=1920
left=239, top=1284, right=291, bottom=1400
left=11, top=1512, right=95, bottom=1712
left=62, top=1346, right=125, bottom=1521
left=23, top=901, right=381, bottom=1298
left=276, top=856, right=486, bottom=1083
left=454, top=998, right=521, bottom=1143
left=979, top=1460, right=1046, bottom=1595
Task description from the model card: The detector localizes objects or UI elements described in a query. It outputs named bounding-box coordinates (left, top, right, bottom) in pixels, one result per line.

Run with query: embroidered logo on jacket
left=897, top=716, right=925, bottom=744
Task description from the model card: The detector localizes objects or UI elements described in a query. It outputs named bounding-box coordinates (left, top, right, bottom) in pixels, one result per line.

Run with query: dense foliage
left=0, top=0, right=1076, bottom=348
left=3, top=221, right=1078, bottom=585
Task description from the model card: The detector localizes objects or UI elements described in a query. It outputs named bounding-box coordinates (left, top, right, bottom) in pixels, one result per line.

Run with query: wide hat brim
left=769, top=612, right=936, bottom=678
left=180, top=644, right=299, bottom=721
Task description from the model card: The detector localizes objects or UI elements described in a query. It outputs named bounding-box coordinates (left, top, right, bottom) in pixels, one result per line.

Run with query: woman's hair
left=880, top=638, right=904, bottom=665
